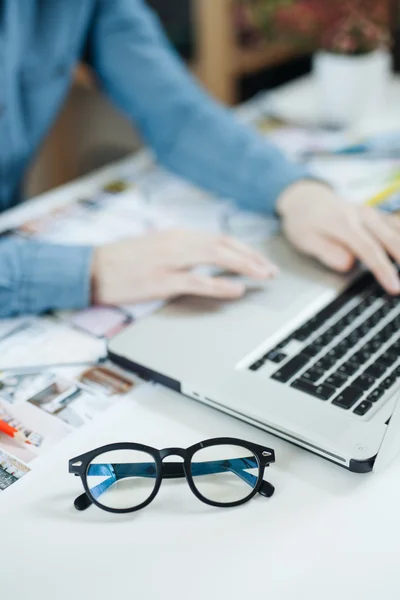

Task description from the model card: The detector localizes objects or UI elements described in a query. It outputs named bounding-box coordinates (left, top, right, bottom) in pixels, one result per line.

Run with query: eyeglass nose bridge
left=160, top=447, right=186, bottom=460
left=159, top=448, right=188, bottom=480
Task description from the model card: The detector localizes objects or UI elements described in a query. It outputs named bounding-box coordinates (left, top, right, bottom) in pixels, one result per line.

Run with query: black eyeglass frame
left=69, top=437, right=275, bottom=513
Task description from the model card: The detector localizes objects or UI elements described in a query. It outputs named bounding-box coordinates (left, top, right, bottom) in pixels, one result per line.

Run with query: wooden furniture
left=193, top=0, right=302, bottom=105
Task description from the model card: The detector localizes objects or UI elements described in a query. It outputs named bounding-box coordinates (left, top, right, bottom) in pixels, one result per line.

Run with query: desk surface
left=2, top=384, right=400, bottom=600
left=2, top=77, right=400, bottom=600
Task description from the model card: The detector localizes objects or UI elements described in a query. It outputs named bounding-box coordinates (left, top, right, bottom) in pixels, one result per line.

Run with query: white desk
left=2, top=78, right=400, bottom=600
left=2, top=384, right=400, bottom=600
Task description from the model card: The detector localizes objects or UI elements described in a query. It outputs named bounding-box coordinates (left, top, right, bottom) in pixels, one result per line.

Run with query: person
left=1, top=0, right=400, bottom=319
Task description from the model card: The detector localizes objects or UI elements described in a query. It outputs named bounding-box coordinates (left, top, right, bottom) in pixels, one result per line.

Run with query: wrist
left=276, top=179, right=333, bottom=219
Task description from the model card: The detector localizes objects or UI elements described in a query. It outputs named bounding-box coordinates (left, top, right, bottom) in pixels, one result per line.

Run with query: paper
left=68, top=307, right=132, bottom=339
left=0, top=449, right=30, bottom=491
left=79, top=366, right=135, bottom=396
left=0, top=398, right=71, bottom=464
left=0, top=371, right=55, bottom=404
left=0, top=318, right=105, bottom=370
left=308, top=157, right=400, bottom=205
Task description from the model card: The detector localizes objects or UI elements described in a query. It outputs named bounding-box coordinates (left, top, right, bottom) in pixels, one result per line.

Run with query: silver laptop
left=108, top=235, right=400, bottom=472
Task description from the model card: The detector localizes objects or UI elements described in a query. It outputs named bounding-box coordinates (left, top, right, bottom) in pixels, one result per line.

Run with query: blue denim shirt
left=0, top=0, right=308, bottom=317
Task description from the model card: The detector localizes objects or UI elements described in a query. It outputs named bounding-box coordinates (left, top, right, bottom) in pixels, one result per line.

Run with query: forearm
left=90, top=0, right=309, bottom=216
left=0, top=238, right=92, bottom=317
left=158, top=101, right=310, bottom=214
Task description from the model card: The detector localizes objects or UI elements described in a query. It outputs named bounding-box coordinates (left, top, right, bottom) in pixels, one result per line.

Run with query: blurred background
left=27, top=0, right=400, bottom=198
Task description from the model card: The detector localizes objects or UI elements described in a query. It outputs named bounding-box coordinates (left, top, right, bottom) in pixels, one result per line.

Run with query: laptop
left=108, top=234, right=400, bottom=473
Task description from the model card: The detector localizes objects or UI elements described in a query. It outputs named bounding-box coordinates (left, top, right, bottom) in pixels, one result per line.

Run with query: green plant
left=239, top=0, right=391, bottom=55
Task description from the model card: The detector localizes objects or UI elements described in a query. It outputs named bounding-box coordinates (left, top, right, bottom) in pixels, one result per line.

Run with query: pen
left=302, top=148, right=400, bottom=160
left=0, top=419, right=30, bottom=445
left=366, top=180, right=400, bottom=208
left=302, top=131, right=400, bottom=159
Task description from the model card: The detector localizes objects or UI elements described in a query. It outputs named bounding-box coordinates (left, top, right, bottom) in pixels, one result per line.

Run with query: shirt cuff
left=17, top=240, right=93, bottom=314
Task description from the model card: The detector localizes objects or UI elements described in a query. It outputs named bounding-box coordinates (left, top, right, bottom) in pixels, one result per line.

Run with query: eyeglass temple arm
left=73, top=458, right=274, bottom=511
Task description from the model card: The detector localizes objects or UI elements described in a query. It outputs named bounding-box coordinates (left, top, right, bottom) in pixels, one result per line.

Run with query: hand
left=277, top=181, right=400, bottom=295
left=91, top=229, right=278, bottom=305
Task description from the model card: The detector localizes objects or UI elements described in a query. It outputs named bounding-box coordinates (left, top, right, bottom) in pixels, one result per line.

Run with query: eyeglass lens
left=86, top=449, right=157, bottom=510
left=190, top=444, right=259, bottom=504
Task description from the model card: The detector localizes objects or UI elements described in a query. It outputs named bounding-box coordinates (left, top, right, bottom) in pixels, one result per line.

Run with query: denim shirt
left=0, top=0, right=308, bottom=317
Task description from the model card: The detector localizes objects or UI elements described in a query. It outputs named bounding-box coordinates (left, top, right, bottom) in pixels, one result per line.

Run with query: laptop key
left=292, top=327, right=313, bottom=342
left=302, top=344, right=323, bottom=358
left=336, top=339, right=352, bottom=352
left=324, top=372, right=348, bottom=388
left=367, top=388, right=385, bottom=403
left=334, top=343, right=351, bottom=359
left=332, top=386, right=363, bottom=409
left=342, top=308, right=360, bottom=324
left=352, top=374, right=376, bottom=391
left=330, top=322, right=345, bottom=336
left=381, top=375, right=397, bottom=390
left=291, top=379, right=335, bottom=400
left=349, top=350, right=372, bottom=365
left=318, top=332, right=336, bottom=346
left=354, top=401, right=373, bottom=416
left=302, top=368, right=324, bottom=383
left=384, top=320, right=397, bottom=334
left=314, top=356, right=337, bottom=371
left=365, top=311, right=383, bottom=327
left=250, top=359, right=265, bottom=371
left=275, top=337, right=292, bottom=350
left=387, top=295, right=400, bottom=308
left=362, top=339, right=383, bottom=353
left=263, top=351, right=287, bottom=364
left=358, top=324, right=372, bottom=337
left=371, top=332, right=387, bottom=348
left=364, top=363, right=387, bottom=379
left=376, top=351, right=397, bottom=368
left=380, top=304, right=393, bottom=316
left=352, top=302, right=368, bottom=316
left=388, top=340, right=400, bottom=354
left=326, top=346, right=348, bottom=360
left=377, top=327, right=393, bottom=343
left=271, top=354, right=309, bottom=383
left=337, top=362, right=359, bottom=377
left=348, top=329, right=365, bottom=344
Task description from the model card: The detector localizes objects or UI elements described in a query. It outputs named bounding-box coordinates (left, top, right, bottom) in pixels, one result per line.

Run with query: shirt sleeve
left=89, top=0, right=309, bottom=215
left=0, top=237, right=92, bottom=318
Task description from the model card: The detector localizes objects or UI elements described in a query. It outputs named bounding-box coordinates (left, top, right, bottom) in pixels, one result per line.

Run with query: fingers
left=333, top=212, right=400, bottom=294
left=206, top=233, right=278, bottom=279
left=209, top=243, right=278, bottom=280
left=166, top=230, right=278, bottom=280
left=220, top=235, right=273, bottom=267
left=165, top=272, right=246, bottom=300
left=362, top=208, right=400, bottom=265
left=301, top=235, right=355, bottom=272
left=279, top=185, right=400, bottom=293
left=384, top=213, right=400, bottom=235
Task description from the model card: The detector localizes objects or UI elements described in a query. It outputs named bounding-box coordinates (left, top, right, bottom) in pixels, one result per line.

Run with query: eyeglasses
left=69, top=438, right=275, bottom=513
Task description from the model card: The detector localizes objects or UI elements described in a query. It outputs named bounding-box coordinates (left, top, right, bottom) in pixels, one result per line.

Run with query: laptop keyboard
left=248, top=272, right=400, bottom=417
